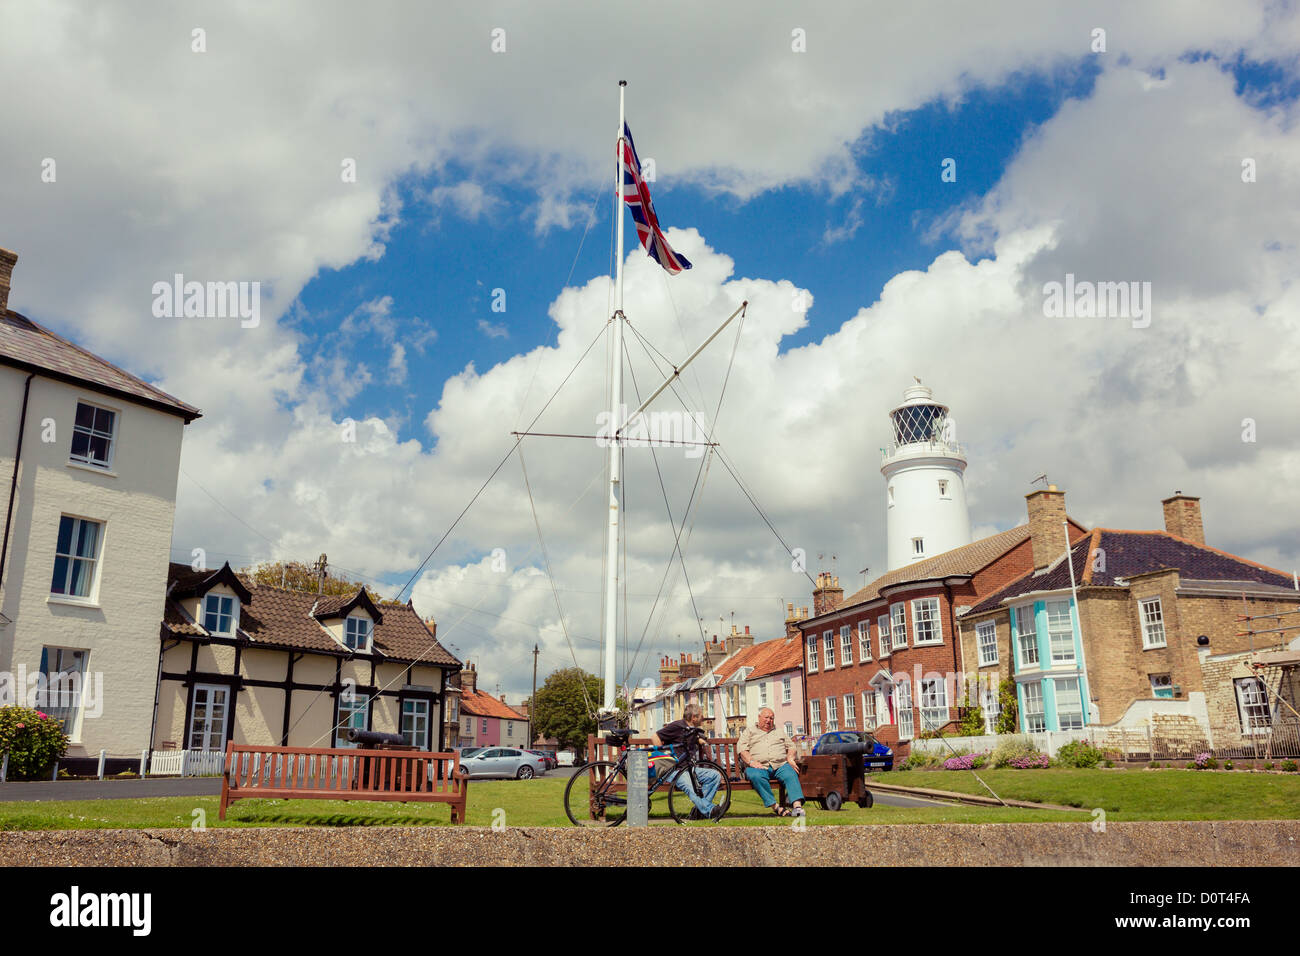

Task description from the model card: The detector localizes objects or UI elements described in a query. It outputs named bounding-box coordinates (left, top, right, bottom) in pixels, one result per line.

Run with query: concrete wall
left=0, top=370, right=185, bottom=756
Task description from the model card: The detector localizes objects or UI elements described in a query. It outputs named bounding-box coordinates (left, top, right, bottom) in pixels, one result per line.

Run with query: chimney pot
left=0, top=248, right=16, bottom=313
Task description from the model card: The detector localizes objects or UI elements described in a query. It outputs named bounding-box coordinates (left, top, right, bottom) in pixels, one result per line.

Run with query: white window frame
left=782, top=676, right=792, bottom=704
left=843, top=694, right=856, bottom=728
left=784, top=721, right=793, bottom=737
left=919, top=677, right=948, bottom=731
left=806, top=634, right=818, bottom=672
left=858, top=621, right=871, bottom=660
left=1015, top=604, right=1039, bottom=668
left=188, top=682, right=230, bottom=751
left=878, top=614, right=891, bottom=655
left=840, top=625, right=853, bottom=665
left=401, top=698, right=430, bottom=749
left=912, top=537, right=925, bottom=557
left=336, top=695, right=369, bottom=748
left=1023, top=682, right=1046, bottom=733
left=977, top=620, right=998, bottom=666
left=40, top=646, right=88, bottom=737
left=202, top=593, right=237, bottom=636
left=911, top=597, right=943, bottom=645
left=862, top=690, right=876, bottom=730
left=759, top=681, right=768, bottom=707
left=1046, top=600, right=1075, bottom=665
left=938, top=479, right=949, bottom=498
left=345, top=615, right=372, bottom=652
left=50, top=515, right=103, bottom=600
left=823, top=629, right=835, bottom=669
left=890, top=603, right=907, bottom=650
left=826, top=696, right=838, bottom=731
left=1139, top=598, right=1167, bottom=649
left=1235, top=678, right=1271, bottom=734
left=1055, top=677, right=1085, bottom=731
left=896, top=679, right=913, bottom=741
left=69, top=400, right=119, bottom=470
left=810, top=700, right=822, bottom=736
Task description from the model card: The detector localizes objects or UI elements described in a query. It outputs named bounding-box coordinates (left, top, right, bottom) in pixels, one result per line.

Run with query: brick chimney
left=812, top=572, right=843, bottom=616
left=1025, top=486, right=1068, bottom=571
left=0, top=248, right=16, bottom=313
left=659, top=655, right=680, bottom=687
left=1162, top=493, right=1204, bottom=545
left=784, top=603, right=809, bottom=639
left=460, top=660, right=477, bottom=695
left=725, top=623, right=755, bottom=656
left=702, top=635, right=728, bottom=671
left=678, top=653, right=702, bottom=680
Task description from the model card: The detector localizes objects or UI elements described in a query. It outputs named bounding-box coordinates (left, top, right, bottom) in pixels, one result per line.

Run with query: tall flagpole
left=602, top=80, right=627, bottom=714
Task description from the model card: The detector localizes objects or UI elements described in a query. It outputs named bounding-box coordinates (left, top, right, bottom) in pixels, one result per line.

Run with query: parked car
left=556, top=750, right=576, bottom=767
left=459, top=747, right=549, bottom=779
left=812, top=731, right=894, bottom=772
left=526, top=749, right=557, bottom=770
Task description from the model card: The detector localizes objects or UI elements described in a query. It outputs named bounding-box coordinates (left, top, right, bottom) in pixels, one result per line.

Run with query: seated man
left=650, top=702, right=725, bottom=820
left=737, top=707, right=805, bottom=817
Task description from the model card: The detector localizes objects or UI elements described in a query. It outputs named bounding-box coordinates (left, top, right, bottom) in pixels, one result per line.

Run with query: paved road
left=0, top=777, right=223, bottom=802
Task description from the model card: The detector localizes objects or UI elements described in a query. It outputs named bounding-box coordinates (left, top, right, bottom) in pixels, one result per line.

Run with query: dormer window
left=202, top=594, right=237, bottom=635
left=345, top=616, right=372, bottom=652
left=70, top=402, right=117, bottom=469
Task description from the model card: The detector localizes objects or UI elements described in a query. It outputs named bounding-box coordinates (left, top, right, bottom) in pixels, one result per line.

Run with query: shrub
left=903, top=750, right=942, bottom=771
left=1055, top=740, right=1105, bottom=769
left=1264, top=762, right=1274, bottom=771
left=1104, top=759, right=1114, bottom=768
left=995, top=679, right=1019, bottom=734
left=1282, top=760, right=1298, bottom=773
left=1193, top=752, right=1218, bottom=770
left=1009, top=753, right=1050, bottom=769
left=1224, top=761, right=1234, bottom=771
left=1185, top=762, right=1196, bottom=769
left=943, top=751, right=989, bottom=771
left=991, top=735, right=1039, bottom=768
left=1148, top=760, right=1159, bottom=769
left=0, top=706, right=69, bottom=780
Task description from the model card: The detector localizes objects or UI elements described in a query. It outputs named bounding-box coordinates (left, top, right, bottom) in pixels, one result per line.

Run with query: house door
left=189, top=684, right=229, bottom=751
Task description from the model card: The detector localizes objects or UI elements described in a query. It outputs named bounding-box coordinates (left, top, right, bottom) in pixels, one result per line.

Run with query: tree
left=995, top=678, right=1019, bottom=734
left=532, top=668, right=626, bottom=752
left=239, top=560, right=405, bottom=606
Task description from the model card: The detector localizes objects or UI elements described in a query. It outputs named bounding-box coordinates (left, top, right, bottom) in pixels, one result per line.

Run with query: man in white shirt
left=736, top=707, right=805, bottom=817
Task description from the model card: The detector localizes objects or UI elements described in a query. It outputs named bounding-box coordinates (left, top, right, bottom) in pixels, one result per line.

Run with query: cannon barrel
left=346, top=728, right=406, bottom=747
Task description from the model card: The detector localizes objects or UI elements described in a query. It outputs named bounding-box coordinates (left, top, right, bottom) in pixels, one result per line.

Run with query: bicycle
left=563, top=727, right=732, bottom=827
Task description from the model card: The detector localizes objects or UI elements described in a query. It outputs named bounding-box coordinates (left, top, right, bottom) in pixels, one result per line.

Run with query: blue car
left=812, top=731, right=894, bottom=772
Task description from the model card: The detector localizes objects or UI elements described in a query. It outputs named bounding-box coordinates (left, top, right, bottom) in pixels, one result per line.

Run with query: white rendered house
left=0, top=248, right=200, bottom=764
left=880, top=381, right=972, bottom=571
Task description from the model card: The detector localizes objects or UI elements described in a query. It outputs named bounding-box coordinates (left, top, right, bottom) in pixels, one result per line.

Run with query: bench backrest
left=586, top=735, right=747, bottom=781
left=224, top=744, right=463, bottom=795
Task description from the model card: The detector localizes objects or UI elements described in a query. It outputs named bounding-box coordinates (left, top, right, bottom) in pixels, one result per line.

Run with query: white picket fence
left=147, top=749, right=227, bottom=777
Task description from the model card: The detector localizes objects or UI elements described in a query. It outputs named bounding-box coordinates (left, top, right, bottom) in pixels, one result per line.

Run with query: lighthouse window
left=938, top=480, right=949, bottom=498
left=912, top=537, right=924, bottom=556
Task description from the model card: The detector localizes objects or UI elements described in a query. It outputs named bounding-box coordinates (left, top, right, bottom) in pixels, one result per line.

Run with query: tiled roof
left=828, top=524, right=1034, bottom=615
left=162, top=563, right=459, bottom=666
left=965, top=529, right=1294, bottom=616
left=746, top=636, right=803, bottom=679
left=459, top=689, right=527, bottom=721
left=1, top=309, right=201, bottom=422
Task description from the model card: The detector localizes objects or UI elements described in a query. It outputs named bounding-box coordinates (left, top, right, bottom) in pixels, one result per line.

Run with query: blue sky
left=5, top=3, right=1298, bottom=695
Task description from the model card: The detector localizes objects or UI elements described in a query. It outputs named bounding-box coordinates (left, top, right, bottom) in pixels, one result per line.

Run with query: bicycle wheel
left=563, top=760, right=629, bottom=827
left=666, top=760, right=732, bottom=824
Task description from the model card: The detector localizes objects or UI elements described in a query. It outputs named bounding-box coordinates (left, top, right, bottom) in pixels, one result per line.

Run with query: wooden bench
left=219, top=744, right=469, bottom=823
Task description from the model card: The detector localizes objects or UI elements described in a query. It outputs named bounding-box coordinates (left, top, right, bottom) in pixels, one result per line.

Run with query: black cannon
left=346, top=728, right=409, bottom=749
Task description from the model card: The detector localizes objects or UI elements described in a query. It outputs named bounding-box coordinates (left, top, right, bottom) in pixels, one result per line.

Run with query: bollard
left=97, top=750, right=106, bottom=780
left=51, top=761, right=59, bottom=781
left=139, top=749, right=148, bottom=777
left=1, top=751, right=7, bottom=783
left=627, top=749, right=648, bottom=827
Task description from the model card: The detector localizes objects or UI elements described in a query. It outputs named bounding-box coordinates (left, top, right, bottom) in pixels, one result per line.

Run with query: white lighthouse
left=881, top=380, right=972, bottom=571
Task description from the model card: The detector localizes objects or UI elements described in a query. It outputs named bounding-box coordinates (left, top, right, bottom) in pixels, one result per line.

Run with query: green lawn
left=882, top=768, right=1300, bottom=821
left=2, top=769, right=1294, bottom=830
left=0, top=777, right=1087, bottom=830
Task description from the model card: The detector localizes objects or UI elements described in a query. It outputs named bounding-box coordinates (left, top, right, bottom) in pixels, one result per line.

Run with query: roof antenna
left=1030, top=474, right=1049, bottom=488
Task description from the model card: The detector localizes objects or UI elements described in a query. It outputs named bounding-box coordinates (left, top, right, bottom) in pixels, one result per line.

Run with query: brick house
left=1, top=247, right=200, bottom=766
left=958, top=491, right=1300, bottom=743
left=798, top=500, right=1089, bottom=758
left=156, top=562, right=460, bottom=753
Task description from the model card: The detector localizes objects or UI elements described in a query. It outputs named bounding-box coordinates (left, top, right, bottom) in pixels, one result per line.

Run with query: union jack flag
left=619, top=122, right=692, bottom=274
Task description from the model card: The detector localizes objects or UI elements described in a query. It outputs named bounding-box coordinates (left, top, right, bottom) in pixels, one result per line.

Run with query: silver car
left=460, top=747, right=548, bottom=779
